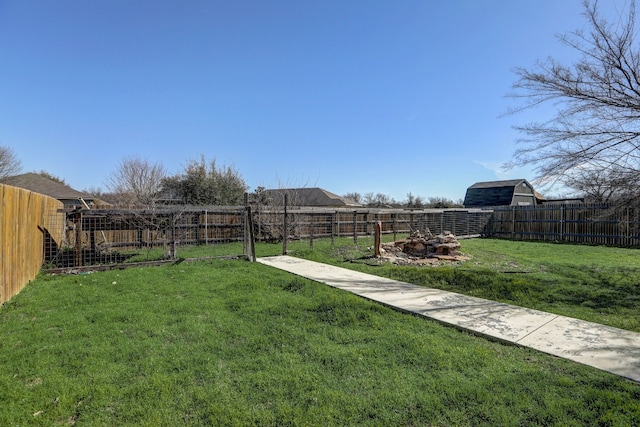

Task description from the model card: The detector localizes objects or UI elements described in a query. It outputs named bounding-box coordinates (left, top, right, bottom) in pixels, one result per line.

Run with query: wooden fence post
left=560, top=205, right=565, bottom=242
left=75, top=211, right=83, bottom=267
left=282, top=193, right=288, bottom=255
left=364, top=212, right=369, bottom=237
left=170, top=213, right=177, bottom=260
left=353, top=211, right=357, bottom=244
left=374, top=221, right=382, bottom=257
left=331, top=211, right=336, bottom=247
left=204, top=209, right=208, bottom=246
left=309, top=213, right=314, bottom=249
left=626, top=207, right=630, bottom=247
left=392, top=213, right=397, bottom=241
left=243, top=193, right=248, bottom=255
left=245, top=205, right=256, bottom=262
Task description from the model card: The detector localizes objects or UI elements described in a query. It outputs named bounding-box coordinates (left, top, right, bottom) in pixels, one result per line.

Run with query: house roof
left=464, top=179, right=535, bottom=207
left=263, top=187, right=362, bottom=207
left=1, top=173, right=96, bottom=203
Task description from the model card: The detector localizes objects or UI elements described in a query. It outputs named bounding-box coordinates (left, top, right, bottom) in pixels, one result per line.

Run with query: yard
left=0, top=238, right=639, bottom=425
left=291, top=237, right=640, bottom=332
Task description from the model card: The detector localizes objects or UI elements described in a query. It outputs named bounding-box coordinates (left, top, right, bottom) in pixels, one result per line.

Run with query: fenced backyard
left=3, top=189, right=640, bottom=423
left=25, top=202, right=640, bottom=273
left=5, top=184, right=640, bottom=306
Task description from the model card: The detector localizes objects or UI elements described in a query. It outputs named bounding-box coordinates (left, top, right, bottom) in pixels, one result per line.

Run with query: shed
left=261, top=187, right=362, bottom=208
left=463, top=179, right=537, bottom=208
left=1, top=173, right=102, bottom=207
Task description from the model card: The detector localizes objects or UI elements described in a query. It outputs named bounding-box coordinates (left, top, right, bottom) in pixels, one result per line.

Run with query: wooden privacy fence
left=484, top=204, right=640, bottom=246
left=0, top=184, right=64, bottom=305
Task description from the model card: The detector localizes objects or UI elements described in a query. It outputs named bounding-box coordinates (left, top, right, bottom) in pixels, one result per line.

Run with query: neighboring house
left=463, top=179, right=538, bottom=208
left=1, top=173, right=102, bottom=207
left=261, top=187, right=362, bottom=208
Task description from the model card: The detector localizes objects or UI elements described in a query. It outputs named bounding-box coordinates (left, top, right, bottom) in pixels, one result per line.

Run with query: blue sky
left=0, top=0, right=618, bottom=201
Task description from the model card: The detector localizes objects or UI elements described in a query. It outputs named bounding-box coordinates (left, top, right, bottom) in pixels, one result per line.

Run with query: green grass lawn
left=1, top=250, right=639, bottom=425
left=290, top=237, right=640, bottom=332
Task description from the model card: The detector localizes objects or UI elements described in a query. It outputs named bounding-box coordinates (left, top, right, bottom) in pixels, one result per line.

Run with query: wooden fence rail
left=0, top=184, right=64, bottom=305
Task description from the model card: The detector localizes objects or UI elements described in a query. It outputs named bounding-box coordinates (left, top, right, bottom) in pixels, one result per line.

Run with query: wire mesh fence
left=254, top=207, right=494, bottom=254
left=43, top=206, right=250, bottom=269
left=37, top=203, right=640, bottom=271
left=39, top=206, right=494, bottom=269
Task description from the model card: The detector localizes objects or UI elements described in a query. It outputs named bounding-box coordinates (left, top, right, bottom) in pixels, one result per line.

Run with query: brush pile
left=378, top=229, right=469, bottom=265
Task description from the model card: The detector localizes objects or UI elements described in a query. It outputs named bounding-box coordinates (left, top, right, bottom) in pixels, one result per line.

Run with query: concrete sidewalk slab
left=257, top=255, right=640, bottom=382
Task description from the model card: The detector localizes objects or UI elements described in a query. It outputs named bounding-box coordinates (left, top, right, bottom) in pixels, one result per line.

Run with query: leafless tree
left=363, top=192, right=396, bottom=208
left=343, top=192, right=363, bottom=204
left=405, top=192, right=425, bottom=209
left=106, top=157, right=167, bottom=207
left=508, top=0, right=640, bottom=199
left=425, top=196, right=463, bottom=208
left=249, top=184, right=310, bottom=242
left=0, top=145, right=22, bottom=179
left=566, top=166, right=639, bottom=203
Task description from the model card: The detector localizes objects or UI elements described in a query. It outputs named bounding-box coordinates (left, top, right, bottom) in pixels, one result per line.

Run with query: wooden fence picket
left=0, top=184, right=64, bottom=305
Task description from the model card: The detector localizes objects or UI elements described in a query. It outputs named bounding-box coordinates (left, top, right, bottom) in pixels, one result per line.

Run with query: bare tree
left=363, top=192, right=396, bottom=208
left=106, top=157, right=167, bottom=207
left=405, top=192, right=425, bottom=209
left=83, top=185, right=105, bottom=198
left=249, top=183, right=310, bottom=242
left=508, top=0, right=640, bottom=197
left=425, top=196, right=463, bottom=208
left=0, top=145, right=22, bottom=179
left=343, top=192, right=362, bottom=204
left=566, top=166, right=639, bottom=203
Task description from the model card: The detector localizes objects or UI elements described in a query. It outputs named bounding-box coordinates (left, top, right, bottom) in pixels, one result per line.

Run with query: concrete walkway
left=257, top=255, right=640, bottom=383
